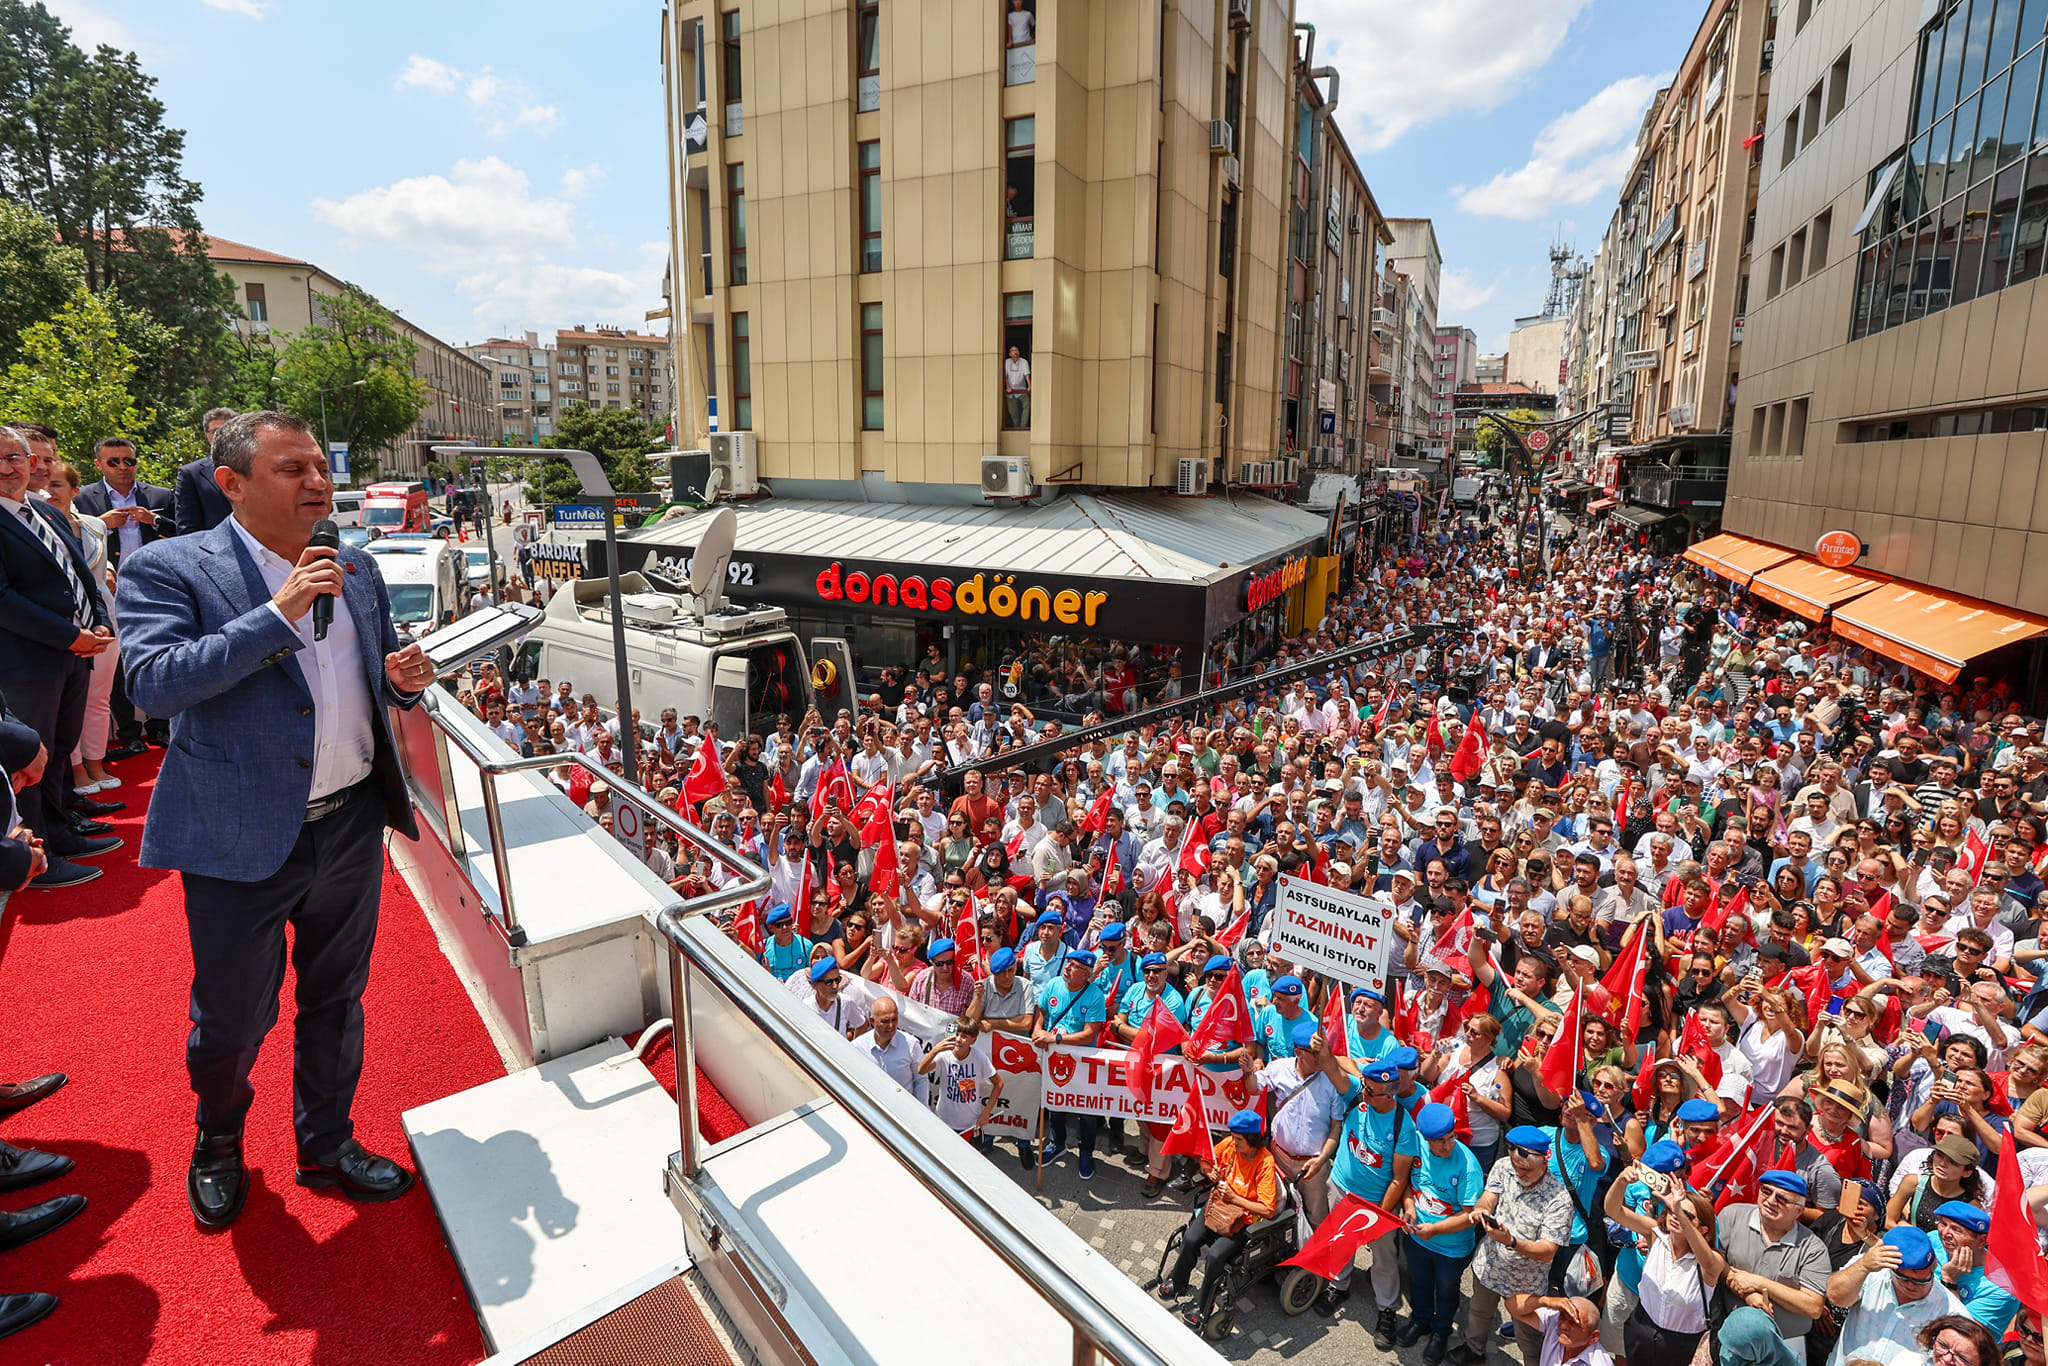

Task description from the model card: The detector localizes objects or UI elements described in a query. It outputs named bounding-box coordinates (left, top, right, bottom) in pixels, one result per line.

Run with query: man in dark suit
left=169, top=407, right=237, bottom=538
left=73, top=436, right=174, bottom=753
left=0, top=426, right=120, bottom=889
left=119, top=411, right=436, bottom=1230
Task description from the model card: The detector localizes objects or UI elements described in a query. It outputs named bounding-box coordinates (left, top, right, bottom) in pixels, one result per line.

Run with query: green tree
left=0, top=201, right=85, bottom=371
left=1473, top=407, right=1549, bottom=467
left=0, top=285, right=146, bottom=466
left=544, top=406, right=661, bottom=503
left=272, top=285, right=430, bottom=481
left=0, top=1, right=237, bottom=424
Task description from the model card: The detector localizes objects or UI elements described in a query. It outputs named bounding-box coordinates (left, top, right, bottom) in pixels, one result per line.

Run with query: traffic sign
left=1815, top=530, right=1862, bottom=568
left=1524, top=429, right=1552, bottom=452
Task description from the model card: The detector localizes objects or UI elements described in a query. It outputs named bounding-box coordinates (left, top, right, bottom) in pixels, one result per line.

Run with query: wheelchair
left=1142, top=1176, right=1323, bottom=1341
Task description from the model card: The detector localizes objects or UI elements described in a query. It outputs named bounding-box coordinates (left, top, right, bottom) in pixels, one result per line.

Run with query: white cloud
left=312, top=161, right=660, bottom=332
left=1298, top=0, right=1591, bottom=151
left=396, top=54, right=460, bottom=95
left=1440, top=267, right=1505, bottom=317
left=1454, top=73, right=1669, bottom=221
left=41, top=0, right=132, bottom=49
left=394, top=56, right=559, bottom=137
left=201, top=0, right=269, bottom=18
left=560, top=165, right=606, bottom=200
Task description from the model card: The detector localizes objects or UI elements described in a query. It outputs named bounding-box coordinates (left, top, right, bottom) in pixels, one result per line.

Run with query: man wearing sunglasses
left=1825, top=1224, right=1967, bottom=1366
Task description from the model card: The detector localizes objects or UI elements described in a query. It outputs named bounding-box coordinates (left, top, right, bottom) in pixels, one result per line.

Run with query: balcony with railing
left=1628, top=462, right=1728, bottom=509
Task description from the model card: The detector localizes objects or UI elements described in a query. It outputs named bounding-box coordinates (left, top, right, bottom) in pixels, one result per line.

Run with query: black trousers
left=1169, top=1210, right=1244, bottom=1317
left=0, top=655, right=88, bottom=841
left=1047, top=1111, right=1098, bottom=1155
left=181, top=782, right=385, bottom=1155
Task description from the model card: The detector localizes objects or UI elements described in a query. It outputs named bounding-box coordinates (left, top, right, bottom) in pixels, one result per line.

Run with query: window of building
left=1218, top=190, right=1238, bottom=278
left=1766, top=402, right=1786, bottom=457
left=606, top=348, right=618, bottom=359
left=1788, top=227, right=1808, bottom=285
left=607, top=366, right=620, bottom=376
left=244, top=282, right=267, bottom=323
left=1004, top=117, right=1035, bottom=259
left=1811, top=208, right=1833, bottom=271
left=1001, top=293, right=1032, bottom=430
left=1796, top=0, right=1815, bottom=33
left=1767, top=242, right=1786, bottom=298
left=1750, top=404, right=1769, bottom=458
left=1782, top=110, right=1800, bottom=168
left=1786, top=397, right=1810, bottom=457
left=1803, top=82, right=1825, bottom=148
left=859, top=141, right=882, bottom=272
left=857, top=0, right=881, bottom=110
left=1004, top=0, right=1036, bottom=85
left=1827, top=48, right=1852, bottom=122
left=729, top=313, right=752, bottom=430
left=721, top=10, right=743, bottom=135
left=727, top=163, right=748, bottom=284
left=860, top=303, right=884, bottom=430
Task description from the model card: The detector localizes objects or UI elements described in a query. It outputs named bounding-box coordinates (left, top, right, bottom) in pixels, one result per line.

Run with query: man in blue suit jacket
left=73, top=435, right=177, bottom=753
left=168, top=407, right=238, bottom=538
left=118, top=411, right=437, bottom=1230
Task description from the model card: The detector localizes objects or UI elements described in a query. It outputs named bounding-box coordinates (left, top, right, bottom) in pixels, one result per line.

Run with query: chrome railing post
left=671, top=946, right=700, bottom=1180
left=477, top=770, right=523, bottom=946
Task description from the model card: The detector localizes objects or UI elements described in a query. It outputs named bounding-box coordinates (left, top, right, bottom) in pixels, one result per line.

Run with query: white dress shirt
left=230, top=516, right=375, bottom=802
left=105, top=484, right=142, bottom=561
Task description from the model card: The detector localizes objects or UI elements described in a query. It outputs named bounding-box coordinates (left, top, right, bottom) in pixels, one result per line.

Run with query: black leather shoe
left=26, top=860, right=101, bottom=890
left=69, top=794, right=124, bottom=815
left=47, top=834, right=120, bottom=860
left=0, top=1073, right=65, bottom=1117
left=295, top=1139, right=414, bottom=1202
left=103, top=742, right=148, bottom=762
left=0, top=1292, right=57, bottom=1341
left=188, top=1133, right=247, bottom=1229
left=0, top=1140, right=72, bottom=1193
left=62, top=815, right=113, bottom=837
left=0, top=1196, right=84, bottom=1251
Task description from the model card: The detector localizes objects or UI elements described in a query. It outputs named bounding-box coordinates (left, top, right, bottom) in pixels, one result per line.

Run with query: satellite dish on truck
left=687, top=506, right=738, bottom=616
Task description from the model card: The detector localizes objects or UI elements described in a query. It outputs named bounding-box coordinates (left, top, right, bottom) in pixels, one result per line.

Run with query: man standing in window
left=1004, top=347, right=1032, bottom=429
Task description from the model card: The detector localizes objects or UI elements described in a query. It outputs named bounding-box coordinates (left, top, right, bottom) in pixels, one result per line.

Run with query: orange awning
left=1585, top=498, right=1617, bottom=514
left=1830, top=585, right=2048, bottom=684
left=1682, top=533, right=1796, bottom=586
left=1747, top=559, right=1889, bottom=623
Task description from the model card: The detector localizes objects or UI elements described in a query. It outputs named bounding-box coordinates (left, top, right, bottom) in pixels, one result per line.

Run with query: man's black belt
left=305, top=780, right=367, bottom=824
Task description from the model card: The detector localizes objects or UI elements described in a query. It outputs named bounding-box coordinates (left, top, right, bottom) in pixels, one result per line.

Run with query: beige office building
left=657, top=0, right=1316, bottom=491
left=555, top=326, right=669, bottom=426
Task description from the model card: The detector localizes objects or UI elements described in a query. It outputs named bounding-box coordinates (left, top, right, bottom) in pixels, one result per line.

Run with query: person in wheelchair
left=1157, top=1110, right=1279, bottom=1321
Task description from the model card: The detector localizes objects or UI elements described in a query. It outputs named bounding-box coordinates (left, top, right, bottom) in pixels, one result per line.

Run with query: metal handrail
left=654, top=903, right=1184, bottom=1366
left=420, top=694, right=769, bottom=945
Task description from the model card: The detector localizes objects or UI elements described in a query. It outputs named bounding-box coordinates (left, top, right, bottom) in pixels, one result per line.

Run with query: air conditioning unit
left=1240, top=460, right=1271, bottom=485
left=1221, top=155, right=1241, bottom=188
left=1210, top=120, right=1235, bottom=155
left=707, top=430, right=760, bottom=496
left=1175, top=457, right=1210, bottom=496
left=1348, top=213, right=1363, bottom=233
left=1278, top=455, right=1302, bottom=483
left=1227, top=0, right=1252, bottom=28
left=980, top=454, right=1035, bottom=498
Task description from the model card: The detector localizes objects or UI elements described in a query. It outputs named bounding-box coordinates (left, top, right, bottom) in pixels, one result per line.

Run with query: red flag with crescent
left=1283, top=1193, right=1401, bottom=1279
left=1158, top=1082, right=1216, bottom=1162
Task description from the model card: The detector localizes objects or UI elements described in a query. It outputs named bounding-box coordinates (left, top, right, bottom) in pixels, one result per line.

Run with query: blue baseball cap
left=1675, top=1098, right=1721, bottom=1124
left=1935, top=1200, right=1990, bottom=1234
left=1577, top=1089, right=1605, bottom=1119
left=1066, top=949, right=1098, bottom=969
left=1757, top=1169, right=1809, bottom=1199
left=988, top=947, right=1017, bottom=973
left=1641, top=1140, right=1690, bottom=1174
left=808, top=958, right=840, bottom=983
left=1417, top=1103, right=1457, bottom=1140
left=1098, top=922, right=1127, bottom=942
left=1882, top=1225, right=1935, bottom=1270
left=1203, top=954, right=1233, bottom=974
left=1272, top=975, right=1305, bottom=996
left=1139, top=952, right=1168, bottom=969
left=1289, top=1018, right=1319, bottom=1049
left=1363, top=1059, right=1400, bottom=1083
left=766, top=904, right=794, bottom=926
left=926, top=937, right=956, bottom=958
left=1227, top=1110, right=1264, bottom=1136
left=1506, top=1126, right=1553, bottom=1155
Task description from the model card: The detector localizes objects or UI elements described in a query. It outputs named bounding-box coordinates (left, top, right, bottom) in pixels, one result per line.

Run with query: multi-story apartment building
left=1475, top=352, right=1507, bottom=386
left=191, top=232, right=492, bottom=476
left=463, top=333, right=557, bottom=444
left=657, top=0, right=1354, bottom=492
left=555, top=326, right=668, bottom=426
left=1432, top=325, right=1479, bottom=445
left=1728, top=0, right=2048, bottom=631
left=1506, top=313, right=1568, bottom=396
left=1385, top=219, right=1442, bottom=460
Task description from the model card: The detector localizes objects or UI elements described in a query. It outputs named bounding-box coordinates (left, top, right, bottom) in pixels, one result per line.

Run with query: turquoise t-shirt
left=1092, top=955, right=1138, bottom=1017
left=1611, top=1181, right=1653, bottom=1293
left=1241, top=967, right=1274, bottom=1005
left=1331, top=1100, right=1422, bottom=1204
left=1347, top=1021, right=1402, bottom=1062
left=1118, top=982, right=1188, bottom=1029
left=1547, top=1127, right=1607, bottom=1246
left=1252, top=1003, right=1309, bottom=1061
left=1037, top=977, right=1109, bottom=1035
left=1022, top=940, right=1067, bottom=991
left=763, top=933, right=815, bottom=980
left=1408, top=1141, right=1486, bottom=1257
left=1936, top=1243, right=2020, bottom=1336
left=1488, top=976, right=1562, bottom=1059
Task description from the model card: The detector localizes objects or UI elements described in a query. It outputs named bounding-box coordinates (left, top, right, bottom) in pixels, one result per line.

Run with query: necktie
left=20, top=504, right=94, bottom=625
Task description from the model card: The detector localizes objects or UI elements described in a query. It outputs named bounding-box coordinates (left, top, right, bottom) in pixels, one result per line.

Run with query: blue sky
left=49, top=0, right=1704, bottom=354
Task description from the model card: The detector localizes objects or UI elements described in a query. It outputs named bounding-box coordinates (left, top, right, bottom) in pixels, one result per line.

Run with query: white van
left=364, top=534, right=465, bottom=633
left=329, top=489, right=366, bottom=528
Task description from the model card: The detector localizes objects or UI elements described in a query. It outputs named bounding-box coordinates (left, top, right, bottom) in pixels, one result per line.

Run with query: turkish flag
left=1785, top=963, right=1834, bottom=1029
left=1282, top=1193, right=1401, bottom=1280
left=1700, top=884, right=1747, bottom=938
left=1539, top=988, right=1583, bottom=1099
left=1177, top=820, right=1212, bottom=880
left=1214, top=911, right=1250, bottom=949
left=1081, top=792, right=1113, bottom=835
left=1188, top=966, right=1253, bottom=1056
left=1448, top=719, right=1486, bottom=783
left=1322, top=982, right=1349, bottom=1058
left=734, top=897, right=764, bottom=956
left=1987, top=1121, right=2048, bottom=1315
left=767, top=768, right=790, bottom=812
left=865, top=809, right=902, bottom=899
left=1599, top=921, right=1652, bottom=1040
left=1696, top=1104, right=1776, bottom=1209
left=850, top=779, right=893, bottom=830
left=1426, top=907, right=1476, bottom=972
left=1125, top=1000, right=1189, bottom=1109
left=682, top=737, right=728, bottom=811
left=1158, top=1083, right=1216, bottom=1162
left=794, top=850, right=813, bottom=924
left=956, top=891, right=983, bottom=981
left=1679, top=1012, right=1723, bottom=1087
left=810, top=758, right=856, bottom=820
left=1965, top=828, right=1994, bottom=884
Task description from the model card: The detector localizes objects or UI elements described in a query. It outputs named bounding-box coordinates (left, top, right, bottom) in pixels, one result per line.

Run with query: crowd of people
left=440, top=486, right=2048, bottom=1366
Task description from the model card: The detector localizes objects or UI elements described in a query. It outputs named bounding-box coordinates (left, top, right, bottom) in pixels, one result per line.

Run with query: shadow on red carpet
left=0, top=750, right=500, bottom=1366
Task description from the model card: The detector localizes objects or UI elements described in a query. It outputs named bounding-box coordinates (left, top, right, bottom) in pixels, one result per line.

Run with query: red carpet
left=0, top=751, right=500, bottom=1366
left=628, top=1029, right=747, bottom=1144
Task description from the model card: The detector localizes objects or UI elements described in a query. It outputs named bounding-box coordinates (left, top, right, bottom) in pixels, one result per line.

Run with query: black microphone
left=309, top=518, right=340, bottom=641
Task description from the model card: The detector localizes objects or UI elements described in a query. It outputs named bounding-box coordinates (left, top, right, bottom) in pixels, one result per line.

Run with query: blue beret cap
left=1034, top=910, right=1065, bottom=928
left=1098, top=921, right=1127, bottom=941
left=988, top=947, right=1017, bottom=972
left=808, top=957, right=840, bottom=983
left=1272, top=974, right=1305, bottom=995
left=1227, top=1109, right=1263, bottom=1136
left=1066, top=949, right=1098, bottom=969
left=766, top=903, right=794, bottom=925
left=1578, top=1089, right=1605, bottom=1119
left=1363, top=1059, right=1400, bottom=1082
left=926, top=937, right=955, bottom=958
left=1641, top=1140, right=1689, bottom=1173
left=1882, top=1225, right=1934, bottom=1269
left=1204, top=954, right=1234, bottom=974
left=1391, top=1046, right=1421, bottom=1070
left=1506, top=1126, right=1553, bottom=1154
left=1351, top=987, right=1385, bottom=1004
left=1140, top=952, right=1168, bottom=969
left=1757, top=1168, right=1808, bottom=1199
left=1417, top=1103, right=1457, bottom=1140
left=1675, top=1098, right=1721, bottom=1123
left=1289, top=1018, right=1319, bottom=1049
left=1934, top=1200, right=1990, bottom=1233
